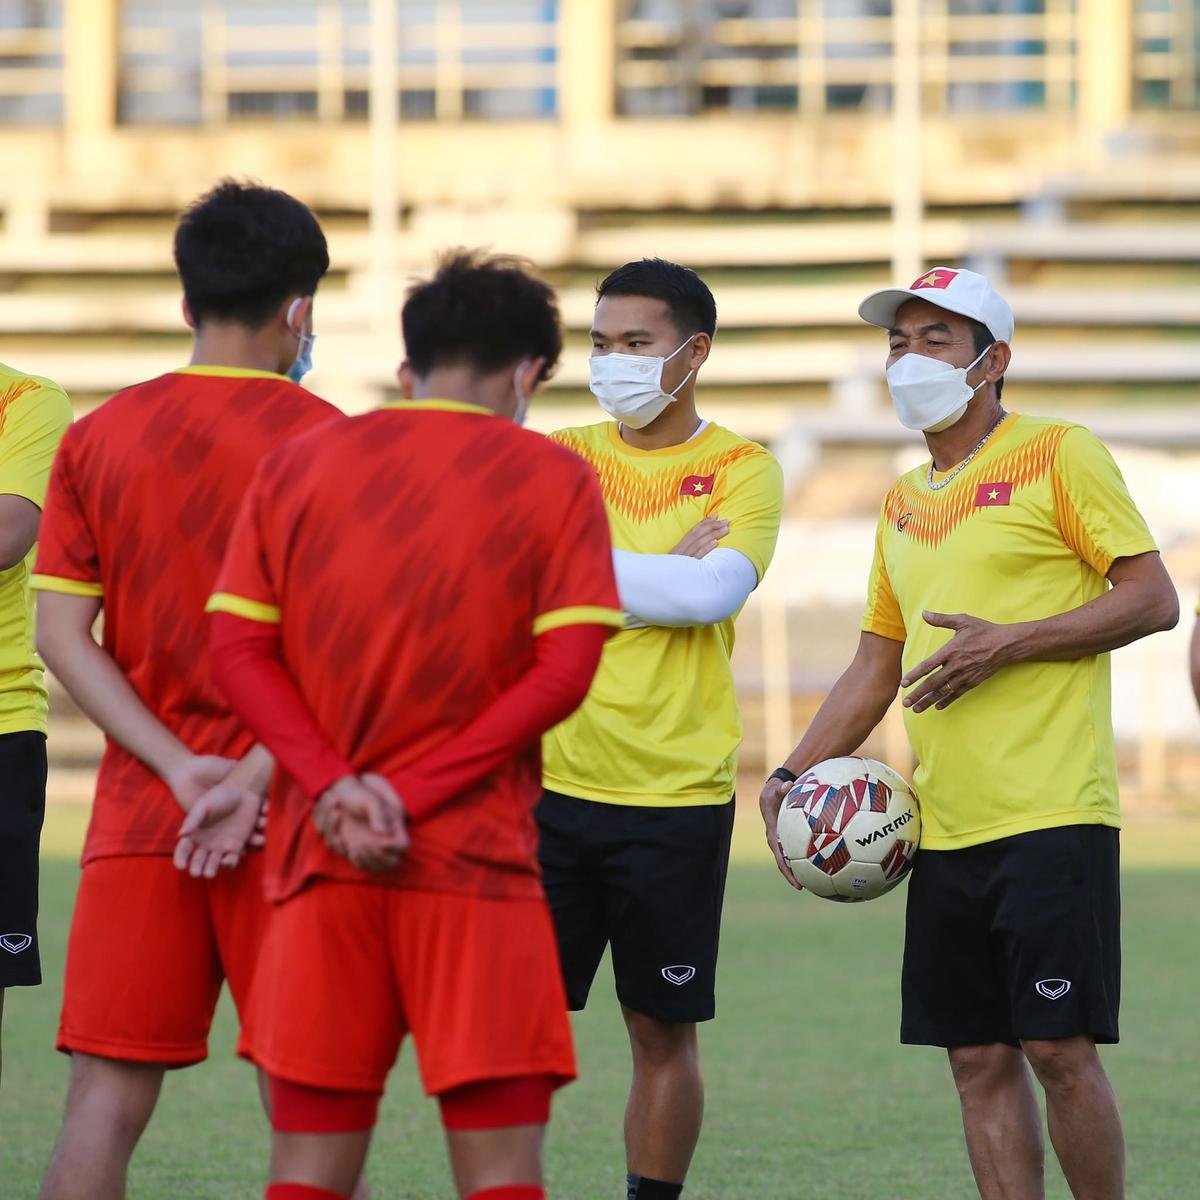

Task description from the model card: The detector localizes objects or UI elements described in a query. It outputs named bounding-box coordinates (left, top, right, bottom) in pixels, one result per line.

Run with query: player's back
left=245, top=399, right=613, bottom=897
left=34, top=367, right=339, bottom=860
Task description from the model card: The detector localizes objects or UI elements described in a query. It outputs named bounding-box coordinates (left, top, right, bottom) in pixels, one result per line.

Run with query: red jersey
left=32, top=367, right=340, bottom=863
left=208, top=399, right=622, bottom=902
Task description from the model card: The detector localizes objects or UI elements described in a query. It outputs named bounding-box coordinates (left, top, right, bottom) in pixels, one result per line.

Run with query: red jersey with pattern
left=32, top=369, right=340, bottom=863
left=211, top=401, right=621, bottom=903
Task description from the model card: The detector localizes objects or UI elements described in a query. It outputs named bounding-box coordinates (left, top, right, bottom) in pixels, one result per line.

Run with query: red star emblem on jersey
left=974, top=481, right=1012, bottom=507
left=911, top=269, right=958, bottom=290
left=680, top=474, right=715, bottom=497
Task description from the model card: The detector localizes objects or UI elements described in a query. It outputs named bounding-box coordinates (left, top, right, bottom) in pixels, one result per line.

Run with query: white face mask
left=885, top=344, right=993, bottom=433
left=589, top=335, right=696, bottom=430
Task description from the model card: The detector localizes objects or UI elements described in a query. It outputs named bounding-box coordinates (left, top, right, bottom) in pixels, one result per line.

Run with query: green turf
left=3, top=819, right=1199, bottom=1198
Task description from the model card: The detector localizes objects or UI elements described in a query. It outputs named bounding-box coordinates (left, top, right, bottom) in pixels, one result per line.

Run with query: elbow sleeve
left=617, top=547, right=758, bottom=626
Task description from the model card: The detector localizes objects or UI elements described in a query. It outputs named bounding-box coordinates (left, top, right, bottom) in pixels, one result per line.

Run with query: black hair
left=402, top=249, right=562, bottom=381
left=969, top=318, right=1004, bottom=401
left=596, top=258, right=717, bottom=338
left=174, top=180, right=329, bottom=328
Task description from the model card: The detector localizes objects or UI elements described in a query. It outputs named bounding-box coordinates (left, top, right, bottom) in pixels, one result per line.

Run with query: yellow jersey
left=862, top=413, right=1157, bottom=850
left=0, top=362, right=72, bottom=734
left=543, top=420, right=783, bottom=806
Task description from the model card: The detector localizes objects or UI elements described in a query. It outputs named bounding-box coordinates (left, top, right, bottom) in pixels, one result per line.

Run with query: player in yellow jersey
left=0, top=361, right=71, bottom=1082
left=539, top=259, right=783, bottom=1200
left=759, top=268, right=1177, bottom=1200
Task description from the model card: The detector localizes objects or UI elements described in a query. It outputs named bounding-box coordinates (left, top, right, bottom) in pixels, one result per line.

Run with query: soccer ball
left=776, top=756, right=920, bottom=902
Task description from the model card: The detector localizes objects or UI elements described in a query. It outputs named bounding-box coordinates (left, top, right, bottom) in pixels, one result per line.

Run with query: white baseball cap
left=858, top=267, right=1015, bottom=344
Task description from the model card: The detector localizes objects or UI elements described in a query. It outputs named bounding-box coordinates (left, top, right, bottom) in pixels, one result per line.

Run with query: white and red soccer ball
left=776, top=757, right=920, bottom=902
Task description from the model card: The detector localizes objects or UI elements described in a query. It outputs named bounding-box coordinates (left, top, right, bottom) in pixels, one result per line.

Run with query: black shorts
left=536, top=789, right=735, bottom=1024
left=901, top=823, right=1120, bottom=1048
left=0, top=731, right=48, bottom=989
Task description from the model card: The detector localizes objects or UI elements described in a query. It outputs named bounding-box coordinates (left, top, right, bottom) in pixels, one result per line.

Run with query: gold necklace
left=927, top=411, right=1007, bottom=492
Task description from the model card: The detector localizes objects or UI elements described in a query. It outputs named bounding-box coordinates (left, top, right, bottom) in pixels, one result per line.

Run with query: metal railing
left=1133, top=0, right=1199, bottom=110
left=1, top=1, right=1198, bottom=128
left=0, top=1, right=63, bottom=123
left=118, top=0, right=559, bottom=125
left=616, top=0, right=1082, bottom=115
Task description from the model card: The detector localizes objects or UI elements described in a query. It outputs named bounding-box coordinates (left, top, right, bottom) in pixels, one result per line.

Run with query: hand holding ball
left=776, top=757, right=920, bottom=902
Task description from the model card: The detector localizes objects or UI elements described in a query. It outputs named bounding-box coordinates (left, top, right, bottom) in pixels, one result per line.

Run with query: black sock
left=627, top=1174, right=683, bottom=1200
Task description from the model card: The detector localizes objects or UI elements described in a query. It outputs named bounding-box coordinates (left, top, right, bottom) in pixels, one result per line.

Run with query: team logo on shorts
left=662, top=965, right=696, bottom=986
left=0, top=933, right=32, bottom=954
left=1035, top=978, right=1071, bottom=1000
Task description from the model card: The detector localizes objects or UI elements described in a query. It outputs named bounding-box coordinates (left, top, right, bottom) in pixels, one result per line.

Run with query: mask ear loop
left=512, top=359, right=531, bottom=424
left=667, top=368, right=695, bottom=398
left=287, top=297, right=316, bottom=349
left=286, top=297, right=317, bottom=349
left=286, top=297, right=304, bottom=336
left=664, top=334, right=699, bottom=398
left=664, top=334, right=696, bottom=363
left=968, top=342, right=993, bottom=370
left=966, top=342, right=994, bottom=396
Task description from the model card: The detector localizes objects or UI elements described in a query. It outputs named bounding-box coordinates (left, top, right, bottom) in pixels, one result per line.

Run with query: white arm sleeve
left=613, top=546, right=759, bottom=628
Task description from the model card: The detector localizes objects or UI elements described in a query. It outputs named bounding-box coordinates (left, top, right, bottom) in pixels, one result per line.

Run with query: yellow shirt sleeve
left=0, top=376, right=73, bottom=509
left=1051, top=427, right=1158, bottom=577
left=711, top=447, right=783, bottom=582
left=861, top=506, right=906, bottom=642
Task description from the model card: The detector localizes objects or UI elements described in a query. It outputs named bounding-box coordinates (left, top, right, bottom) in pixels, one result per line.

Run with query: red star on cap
left=910, top=268, right=958, bottom=290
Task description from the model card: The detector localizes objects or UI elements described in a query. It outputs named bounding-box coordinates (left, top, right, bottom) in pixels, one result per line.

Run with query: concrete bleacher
left=16, top=188, right=1200, bottom=794
left=966, top=220, right=1200, bottom=263
left=2, top=200, right=1200, bottom=433
left=9, top=280, right=1200, bottom=336
left=7, top=0, right=1197, bottom=803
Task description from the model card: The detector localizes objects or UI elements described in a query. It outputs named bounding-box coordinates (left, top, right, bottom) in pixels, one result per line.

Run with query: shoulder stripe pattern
left=554, top=433, right=764, bottom=524
left=884, top=424, right=1068, bottom=548
left=0, top=377, right=43, bottom=439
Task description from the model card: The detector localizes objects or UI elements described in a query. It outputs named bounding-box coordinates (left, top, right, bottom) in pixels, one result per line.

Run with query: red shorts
left=242, top=882, right=576, bottom=1097
left=58, top=853, right=269, bottom=1065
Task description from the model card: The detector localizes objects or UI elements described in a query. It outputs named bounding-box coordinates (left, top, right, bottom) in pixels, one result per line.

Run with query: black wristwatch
left=769, top=766, right=798, bottom=785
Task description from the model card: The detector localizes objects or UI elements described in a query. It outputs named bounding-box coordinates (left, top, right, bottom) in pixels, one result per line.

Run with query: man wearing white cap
left=759, top=267, right=1177, bottom=1199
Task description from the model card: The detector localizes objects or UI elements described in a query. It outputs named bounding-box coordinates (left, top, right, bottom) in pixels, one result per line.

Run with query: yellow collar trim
left=175, top=365, right=291, bottom=381
left=604, top=419, right=717, bottom=459
left=380, top=399, right=495, bottom=417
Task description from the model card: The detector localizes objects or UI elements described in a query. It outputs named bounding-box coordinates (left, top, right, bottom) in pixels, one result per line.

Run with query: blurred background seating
left=1, top=0, right=1197, bottom=804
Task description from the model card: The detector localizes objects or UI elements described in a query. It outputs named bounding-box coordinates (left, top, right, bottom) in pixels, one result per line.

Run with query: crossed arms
left=616, top=516, right=758, bottom=627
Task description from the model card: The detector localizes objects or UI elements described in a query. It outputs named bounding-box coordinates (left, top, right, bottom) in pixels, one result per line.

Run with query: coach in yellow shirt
left=540, top=259, right=782, bottom=1200
left=0, top=361, right=72, bottom=1067
left=760, top=267, right=1176, bottom=1200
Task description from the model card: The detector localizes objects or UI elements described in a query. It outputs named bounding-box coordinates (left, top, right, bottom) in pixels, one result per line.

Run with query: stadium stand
left=0, top=0, right=1197, bottom=794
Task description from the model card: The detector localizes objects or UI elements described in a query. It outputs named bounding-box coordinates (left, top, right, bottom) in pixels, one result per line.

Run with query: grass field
left=3, top=806, right=1199, bottom=1199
